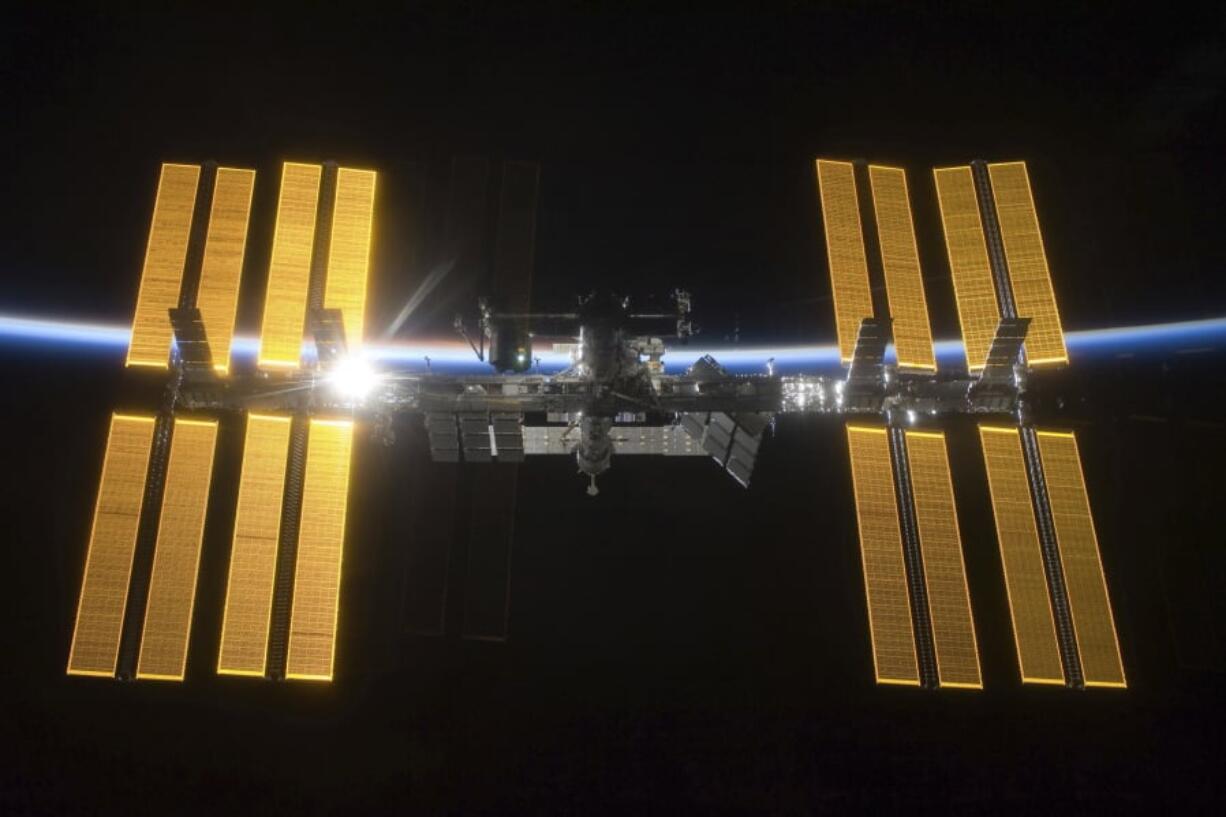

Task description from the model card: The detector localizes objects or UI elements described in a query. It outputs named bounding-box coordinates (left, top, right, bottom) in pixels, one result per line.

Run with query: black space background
left=3, top=4, right=1226, bottom=814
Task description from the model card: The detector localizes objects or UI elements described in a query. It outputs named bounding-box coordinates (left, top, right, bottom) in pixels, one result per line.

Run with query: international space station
left=66, top=154, right=1126, bottom=694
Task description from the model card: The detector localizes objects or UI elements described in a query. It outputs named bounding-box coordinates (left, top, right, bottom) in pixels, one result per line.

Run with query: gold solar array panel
left=323, top=168, right=377, bottom=355
left=978, top=426, right=1064, bottom=684
left=136, top=419, right=218, bottom=680
left=68, top=414, right=156, bottom=676
left=1037, top=432, right=1126, bottom=687
left=988, top=162, right=1069, bottom=366
left=259, top=162, right=322, bottom=369
left=217, top=414, right=292, bottom=676
left=285, top=419, right=354, bottom=681
left=933, top=166, right=1000, bottom=372
left=845, top=425, right=919, bottom=685
left=868, top=166, right=936, bottom=371
left=904, top=431, right=981, bottom=688
left=195, top=168, right=256, bottom=374
left=816, top=160, right=874, bottom=363
left=127, top=164, right=200, bottom=368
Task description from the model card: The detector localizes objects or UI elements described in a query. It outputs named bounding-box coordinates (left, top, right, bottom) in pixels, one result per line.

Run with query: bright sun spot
left=329, top=356, right=380, bottom=399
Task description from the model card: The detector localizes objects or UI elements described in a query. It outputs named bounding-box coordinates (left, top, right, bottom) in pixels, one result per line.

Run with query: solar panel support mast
left=266, top=161, right=339, bottom=680
left=115, top=162, right=218, bottom=680
left=970, top=160, right=1084, bottom=689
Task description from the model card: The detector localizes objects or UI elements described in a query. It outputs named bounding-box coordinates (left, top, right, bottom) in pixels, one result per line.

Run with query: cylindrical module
left=575, top=415, right=613, bottom=479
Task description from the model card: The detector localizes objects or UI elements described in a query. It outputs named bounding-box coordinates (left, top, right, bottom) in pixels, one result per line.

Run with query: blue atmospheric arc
left=2, top=311, right=1225, bottom=376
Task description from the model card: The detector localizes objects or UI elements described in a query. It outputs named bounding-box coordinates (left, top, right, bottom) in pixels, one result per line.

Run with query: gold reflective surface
left=68, top=414, right=156, bottom=676
left=259, top=163, right=321, bottom=369
left=217, top=414, right=291, bottom=677
left=846, top=425, right=919, bottom=685
left=136, top=419, right=218, bottom=680
left=1037, top=431, right=1126, bottom=687
left=816, top=160, right=874, bottom=364
left=196, top=168, right=256, bottom=374
left=905, top=431, right=981, bottom=688
left=988, top=162, right=1068, bottom=366
left=323, top=168, right=377, bottom=354
left=869, top=166, right=935, bottom=371
left=285, top=419, right=354, bottom=681
left=933, top=166, right=1000, bottom=371
left=128, top=164, right=200, bottom=368
left=978, top=426, right=1064, bottom=684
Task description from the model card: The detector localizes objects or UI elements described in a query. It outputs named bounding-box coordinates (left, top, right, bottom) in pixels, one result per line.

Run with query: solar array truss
left=68, top=156, right=1125, bottom=691
left=820, top=159, right=1122, bottom=690
left=70, top=161, right=373, bottom=682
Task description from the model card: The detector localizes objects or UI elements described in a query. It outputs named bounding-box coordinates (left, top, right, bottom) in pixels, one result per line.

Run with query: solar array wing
left=127, top=164, right=200, bottom=368
left=403, top=460, right=457, bottom=636
left=457, top=160, right=543, bottom=642
left=816, top=160, right=874, bottom=364
left=404, top=160, right=489, bottom=634
left=987, top=162, right=1068, bottom=366
left=285, top=418, right=354, bottom=681
left=978, top=426, right=1066, bottom=684
left=195, top=168, right=256, bottom=374
left=1036, top=432, right=1125, bottom=686
left=68, top=414, right=156, bottom=676
left=904, top=430, right=981, bottom=688
left=136, top=418, right=218, bottom=680
left=323, top=168, right=377, bottom=355
left=446, top=157, right=491, bottom=287
left=933, top=166, right=1000, bottom=372
left=218, top=162, right=373, bottom=678
left=217, top=414, right=292, bottom=676
left=846, top=425, right=920, bottom=685
left=868, top=166, right=936, bottom=371
left=493, top=161, right=540, bottom=316
left=462, top=466, right=517, bottom=641
left=259, top=162, right=322, bottom=369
